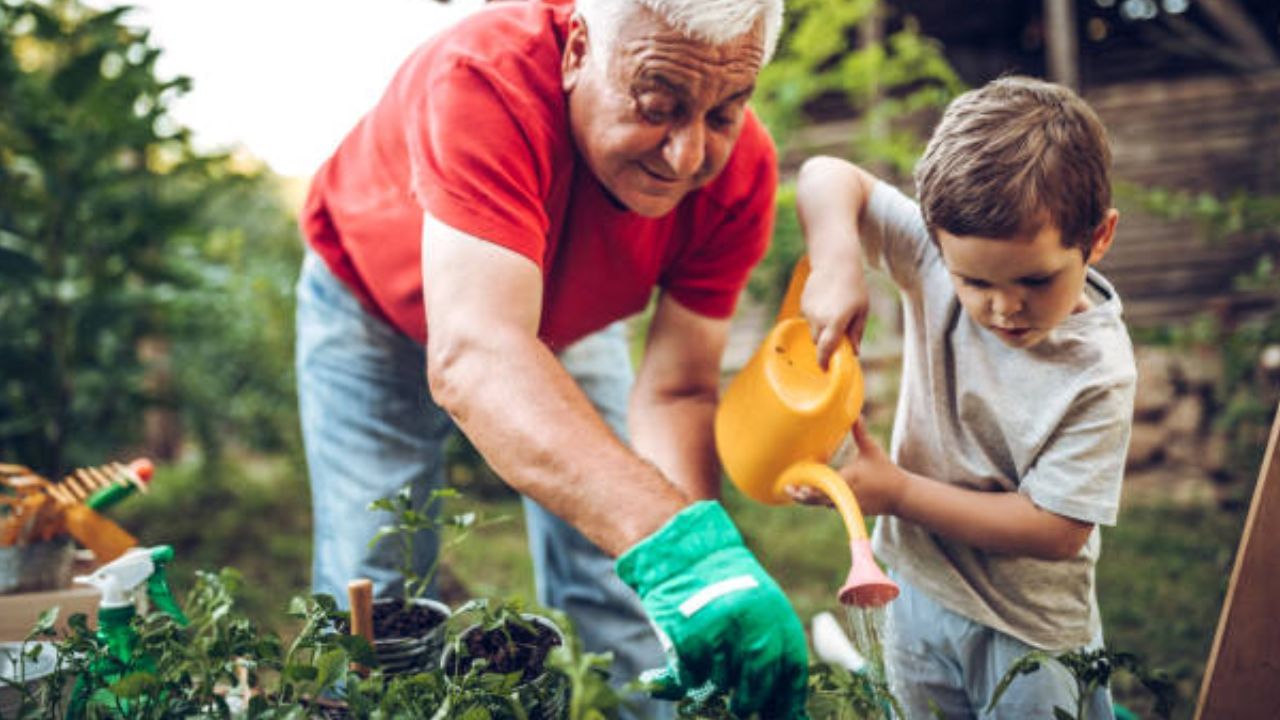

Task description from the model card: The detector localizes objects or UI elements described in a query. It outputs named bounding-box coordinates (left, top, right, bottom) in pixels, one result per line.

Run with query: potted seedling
left=349, top=486, right=502, bottom=676
left=439, top=598, right=571, bottom=720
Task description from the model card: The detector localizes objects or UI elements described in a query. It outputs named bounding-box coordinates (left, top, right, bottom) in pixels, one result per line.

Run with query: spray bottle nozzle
left=74, top=545, right=188, bottom=625
left=146, top=545, right=188, bottom=626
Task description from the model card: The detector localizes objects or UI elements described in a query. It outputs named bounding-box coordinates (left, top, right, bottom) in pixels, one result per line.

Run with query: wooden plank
left=1196, top=403, right=1280, bottom=719
left=1088, top=71, right=1280, bottom=107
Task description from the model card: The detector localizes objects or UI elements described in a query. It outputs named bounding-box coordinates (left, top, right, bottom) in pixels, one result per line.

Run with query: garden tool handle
left=776, top=460, right=869, bottom=541
left=63, top=505, right=137, bottom=563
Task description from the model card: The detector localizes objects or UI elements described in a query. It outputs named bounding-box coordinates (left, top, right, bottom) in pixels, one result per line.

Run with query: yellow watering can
left=715, top=256, right=899, bottom=607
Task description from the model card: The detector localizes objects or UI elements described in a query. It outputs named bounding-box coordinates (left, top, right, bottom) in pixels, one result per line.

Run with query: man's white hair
left=575, top=0, right=784, bottom=64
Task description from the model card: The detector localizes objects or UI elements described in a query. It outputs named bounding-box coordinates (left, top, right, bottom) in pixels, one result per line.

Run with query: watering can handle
left=776, top=461, right=869, bottom=541
left=776, top=256, right=812, bottom=323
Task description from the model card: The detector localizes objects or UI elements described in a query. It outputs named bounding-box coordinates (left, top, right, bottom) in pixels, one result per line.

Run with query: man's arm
left=628, top=293, right=729, bottom=502
left=421, top=214, right=687, bottom=556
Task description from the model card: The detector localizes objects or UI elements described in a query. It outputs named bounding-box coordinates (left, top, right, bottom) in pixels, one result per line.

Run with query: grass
left=1098, top=500, right=1245, bottom=718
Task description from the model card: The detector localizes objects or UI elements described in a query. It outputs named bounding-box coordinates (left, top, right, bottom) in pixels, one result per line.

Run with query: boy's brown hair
left=914, top=76, right=1112, bottom=256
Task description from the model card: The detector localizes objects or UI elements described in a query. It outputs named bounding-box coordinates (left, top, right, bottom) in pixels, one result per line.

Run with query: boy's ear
left=1086, top=209, right=1120, bottom=265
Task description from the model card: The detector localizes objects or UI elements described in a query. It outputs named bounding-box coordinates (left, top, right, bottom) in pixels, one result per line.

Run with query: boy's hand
left=838, top=420, right=906, bottom=515
left=788, top=420, right=904, bottom=516
left=801, top=258, right=869, bottom=368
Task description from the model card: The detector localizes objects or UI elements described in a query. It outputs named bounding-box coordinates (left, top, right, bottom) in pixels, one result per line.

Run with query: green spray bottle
left=67, top=545, right=188, bottom=718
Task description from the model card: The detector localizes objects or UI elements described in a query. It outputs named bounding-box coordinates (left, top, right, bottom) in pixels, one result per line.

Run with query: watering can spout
left=839, top=538, right=899, bottom=607
left=715, top=256, right=899, bottom=607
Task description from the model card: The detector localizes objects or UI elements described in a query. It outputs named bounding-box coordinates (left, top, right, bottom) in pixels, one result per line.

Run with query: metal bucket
left=0, top=540, right=74, bottom=595
left=372, top=597, right=451, bottom=676
left=0, top=641, right=62, bottom=717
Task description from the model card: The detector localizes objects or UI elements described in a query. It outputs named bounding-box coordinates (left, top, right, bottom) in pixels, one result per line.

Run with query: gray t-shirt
left=863, top=182, right=1136, bottom=650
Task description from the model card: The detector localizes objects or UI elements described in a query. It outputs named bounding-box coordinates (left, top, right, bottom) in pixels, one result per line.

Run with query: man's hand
left=801, top=256, right=870, bottom=368
left=616, top=501, right=809, bottom=719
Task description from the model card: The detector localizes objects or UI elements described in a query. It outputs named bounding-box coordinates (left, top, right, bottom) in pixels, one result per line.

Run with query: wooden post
left=1044, top=0, right=1080, bottom=90
left=1196, top=402, right=1280, bottom=719
left=347, top=578, right=375, bottom=676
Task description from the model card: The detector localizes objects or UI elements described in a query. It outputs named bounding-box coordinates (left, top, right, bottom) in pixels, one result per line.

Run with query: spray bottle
left=67, top=545, right=188, bottom=718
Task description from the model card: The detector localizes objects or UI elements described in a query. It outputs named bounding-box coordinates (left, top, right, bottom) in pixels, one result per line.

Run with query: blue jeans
left=884, top=574, right=1114, bottom=719
left=295, top=251, right=670, bottom=718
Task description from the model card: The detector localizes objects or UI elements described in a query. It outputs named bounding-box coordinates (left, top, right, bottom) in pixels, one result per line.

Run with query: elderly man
left=296, top=0, right=806, bottom=716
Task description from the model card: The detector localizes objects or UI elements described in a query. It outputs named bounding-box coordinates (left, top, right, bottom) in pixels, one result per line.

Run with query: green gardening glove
left=616, top=501, right=810, bottom=719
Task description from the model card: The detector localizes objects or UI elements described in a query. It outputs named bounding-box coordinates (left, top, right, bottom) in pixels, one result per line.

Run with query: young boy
left=793, top=76, right=1135, bottom=718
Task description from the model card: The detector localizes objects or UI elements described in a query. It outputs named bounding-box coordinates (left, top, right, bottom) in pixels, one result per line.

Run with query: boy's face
left=937, top=211, right=1118, bottom=349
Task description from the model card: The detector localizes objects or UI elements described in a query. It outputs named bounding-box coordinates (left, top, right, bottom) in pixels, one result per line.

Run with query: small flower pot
left=370, top=597, right=451, bottom=675
left=338, top=596, right=451, bottom=675
left=0, top=641, right=63, bottom=717
left=440, top=613, right=569, bottom=720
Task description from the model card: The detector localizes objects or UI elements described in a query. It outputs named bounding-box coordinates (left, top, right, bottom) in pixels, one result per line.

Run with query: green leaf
left=336, top=634, right=377, bottom=668
left=287, top=596, right=309, bottom=616
left=26, top=607, right=59, bottom=639
left=313, top=648, right=347, bottom=690
left=109, top=670, right=159, bottom=699
left=282, top=664, right=318, bottom=682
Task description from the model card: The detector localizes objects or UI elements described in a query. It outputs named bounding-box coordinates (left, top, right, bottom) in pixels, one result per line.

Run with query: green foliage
left=1097, top=502, right=1244, bottom=717
left=370, top=486, right=508, bottom=603
left=989, top=647, right=1176, bottom=720
left=164, top=170, right=304, bottom=465
left=1120, top=183, right=1280, bottom=486
left=754, top=0, right=964, bottom=171
left=0, top=0, right=304, bottom=478
left=748, top=0, right=963, bottom=314
left=1118, top=184, right=1280, bottom=245
left=4, top=564, right=620, bottom=719
left=805, top=663, right=900, bottom=720
left=0, top=0, right=204, bottom=476
left=111, top=457, right=312, bottom=631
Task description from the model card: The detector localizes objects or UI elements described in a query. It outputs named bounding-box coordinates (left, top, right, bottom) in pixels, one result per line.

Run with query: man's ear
left=562, top=13, right=589, bottom=93
left=1086, top=208, right=1119, bottom=265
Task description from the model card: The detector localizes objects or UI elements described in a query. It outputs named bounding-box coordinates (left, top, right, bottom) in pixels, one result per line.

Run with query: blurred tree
left=0, top=0, right=302, bottom=477
left=0, top=0, right=209, bottom=476
left=750, top=0, right=965, bottom=310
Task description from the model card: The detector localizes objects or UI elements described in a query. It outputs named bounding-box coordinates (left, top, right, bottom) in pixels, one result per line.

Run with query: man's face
left=937, top=217, right=1114, bottom=349
left=562, top=7, right=764, bottom=218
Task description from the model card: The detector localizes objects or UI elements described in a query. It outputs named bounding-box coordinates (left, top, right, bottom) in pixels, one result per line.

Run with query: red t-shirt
left=301, top=0, right=777, bottom=350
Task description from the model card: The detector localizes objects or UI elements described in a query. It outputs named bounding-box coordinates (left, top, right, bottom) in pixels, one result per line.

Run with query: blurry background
left=1, top=1, right=1277, bottom=717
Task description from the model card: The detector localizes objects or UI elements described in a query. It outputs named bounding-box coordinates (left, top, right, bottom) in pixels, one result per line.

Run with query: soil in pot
left=370, top=598, right=447, bottom=638
left=450, top=616, right=562, bottom=682
left=334, top=597, right=449, bottom=638
left=444, top=615, right=569, bottom=720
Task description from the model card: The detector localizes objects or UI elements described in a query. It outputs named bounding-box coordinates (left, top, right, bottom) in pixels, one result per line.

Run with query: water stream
left=843, top=604, right=888, bottom=681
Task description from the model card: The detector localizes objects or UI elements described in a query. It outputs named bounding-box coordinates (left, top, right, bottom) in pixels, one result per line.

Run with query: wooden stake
left=1196, top=402, right=1280, bottom=719
left=347, top=579, right=375, bottom=677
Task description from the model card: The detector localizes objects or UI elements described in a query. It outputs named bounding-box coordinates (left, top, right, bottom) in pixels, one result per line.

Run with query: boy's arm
left=794, top=156, right=878, bottom=366
left=838, top=421, right=1094, bottom=561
